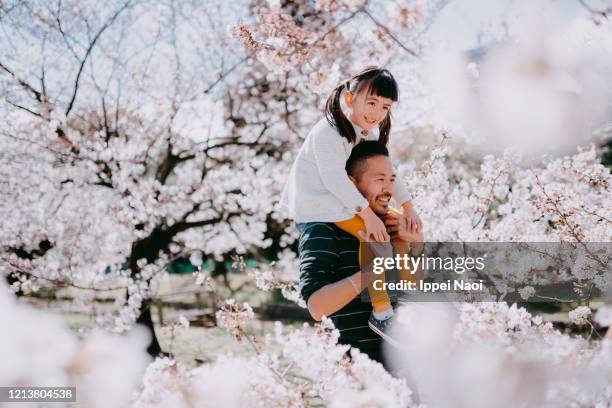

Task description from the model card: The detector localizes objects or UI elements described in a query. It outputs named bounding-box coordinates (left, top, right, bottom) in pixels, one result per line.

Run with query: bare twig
left=577, top=0, right=610, bottom=21
left=0, top=61, right=44, bottom=103
left=203, top=56, right=248, bottom=94
left=362, top=8, right=418, bottom=57
left=6, top=99, right=41, bottom=117
left=65, top=0, right=133, bottom=116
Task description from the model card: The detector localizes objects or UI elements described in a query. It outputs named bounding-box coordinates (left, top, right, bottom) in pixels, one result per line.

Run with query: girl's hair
left=324, top=66, right=399, bottom=146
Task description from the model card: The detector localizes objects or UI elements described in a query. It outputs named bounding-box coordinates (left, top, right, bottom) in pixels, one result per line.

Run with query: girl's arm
left=312, top=131, right=389, bottom=241
left=394, top=172, right=423, bottom=233
left=311, top=130, right=369, bottom=212
left=393, top=173, right=412, bottom=206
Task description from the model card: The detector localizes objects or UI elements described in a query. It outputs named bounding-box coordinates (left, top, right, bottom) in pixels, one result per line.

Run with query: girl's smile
left=345, top=91, right=394, bottom=132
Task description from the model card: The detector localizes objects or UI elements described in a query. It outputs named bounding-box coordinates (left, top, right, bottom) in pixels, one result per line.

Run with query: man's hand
left=384, top=211, right=424, bottom=255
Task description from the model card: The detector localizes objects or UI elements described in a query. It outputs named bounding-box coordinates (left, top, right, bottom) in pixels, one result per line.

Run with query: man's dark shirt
left=298, top=222, right=385, bottom=364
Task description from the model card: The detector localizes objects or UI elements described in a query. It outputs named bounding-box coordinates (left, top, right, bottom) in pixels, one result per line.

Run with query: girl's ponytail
left=378, top=113, right=391, bottom=146
left=324, top=81, right=357, bottom=144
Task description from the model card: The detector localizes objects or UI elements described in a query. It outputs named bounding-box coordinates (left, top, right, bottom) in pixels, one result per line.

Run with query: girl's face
left=345, top=88, right=394, bottom=132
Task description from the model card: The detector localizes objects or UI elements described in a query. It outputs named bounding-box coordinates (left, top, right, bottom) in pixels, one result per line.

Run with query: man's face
left=351, top=155, right=396, bottom=216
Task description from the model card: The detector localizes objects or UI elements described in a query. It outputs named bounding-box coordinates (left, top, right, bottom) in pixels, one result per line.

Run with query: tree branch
left=0, top=61, right=44, bottom=103
left=203, top=56, right=248, bottom=94
left=362, top=8, right=418, bottom=57
left=6, top=99, right=41, bottom=117
left=577, top=0, right=610, bottom=20
left=65, top=0, right=133, bottom=116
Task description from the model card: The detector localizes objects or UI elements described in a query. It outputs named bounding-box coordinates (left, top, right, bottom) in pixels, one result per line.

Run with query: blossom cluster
left=132, top=309, right=416, bottom=407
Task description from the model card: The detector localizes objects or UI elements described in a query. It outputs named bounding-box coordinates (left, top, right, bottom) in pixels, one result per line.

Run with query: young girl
left=279, top=66, right=422, bottom=340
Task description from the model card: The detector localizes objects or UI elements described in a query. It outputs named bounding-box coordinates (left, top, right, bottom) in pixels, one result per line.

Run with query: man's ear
left=343, top=91, right=353, bottom=108
left=348, top=175, right=357, bottom=185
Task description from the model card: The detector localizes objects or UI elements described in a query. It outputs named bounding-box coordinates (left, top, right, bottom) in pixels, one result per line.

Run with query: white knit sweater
left=278, top=117, right=411, bottom=222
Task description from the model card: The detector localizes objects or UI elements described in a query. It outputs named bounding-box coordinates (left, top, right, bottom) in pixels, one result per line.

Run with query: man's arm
left=307, top=272, right=359, bottom=321
left=307, top=268, right=378, bottom=321
left=299, top=223, right=382, bottom=321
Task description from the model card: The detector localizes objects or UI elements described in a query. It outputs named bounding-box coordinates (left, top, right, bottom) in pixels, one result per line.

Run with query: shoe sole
left=368, top=320, right=402, bottom=349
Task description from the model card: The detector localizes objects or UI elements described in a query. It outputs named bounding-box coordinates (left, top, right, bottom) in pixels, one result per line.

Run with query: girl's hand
left=401, top=202, right=423, bottom=233
left=356, top=206, right=389, bottom=242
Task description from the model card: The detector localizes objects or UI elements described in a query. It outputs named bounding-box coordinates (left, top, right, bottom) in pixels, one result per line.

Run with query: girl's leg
left=390, top=238, right=419, bottom=283
left=334, top=216, right=391, bottom=313
left=385, top=208, right=421, bottom=285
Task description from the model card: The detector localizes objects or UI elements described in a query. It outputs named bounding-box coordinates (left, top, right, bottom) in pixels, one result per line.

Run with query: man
left=298, top=141, right=424, bottom=368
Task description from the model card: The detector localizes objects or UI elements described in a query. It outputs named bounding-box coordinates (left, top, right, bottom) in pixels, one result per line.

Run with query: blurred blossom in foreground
left=388, top=302, right=612, bottom=408
left=424, top=6, right=612, bottom=160
left=0, top=281, right=150, bottom=408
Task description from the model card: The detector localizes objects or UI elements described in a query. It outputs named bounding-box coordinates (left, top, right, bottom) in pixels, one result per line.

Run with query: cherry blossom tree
left=0, top=0, right=443, bottom=354
left=0, top=0, right=301, bottom=354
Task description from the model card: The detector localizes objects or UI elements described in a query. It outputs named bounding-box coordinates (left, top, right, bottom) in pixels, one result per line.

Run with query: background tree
left=0, top=0, right=440, bottom=354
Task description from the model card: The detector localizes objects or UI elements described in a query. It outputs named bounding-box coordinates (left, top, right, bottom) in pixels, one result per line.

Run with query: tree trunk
left=137, top=299, right=163, bottom=356
left=128, top=226, right=174, bottom=357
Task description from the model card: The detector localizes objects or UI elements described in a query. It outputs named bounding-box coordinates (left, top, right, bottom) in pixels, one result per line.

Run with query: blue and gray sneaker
left=368, top=313, right=401, bottom=348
